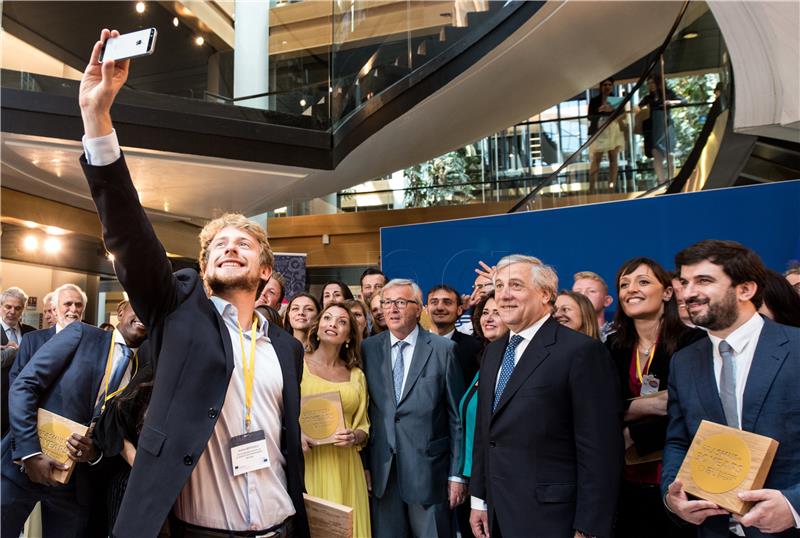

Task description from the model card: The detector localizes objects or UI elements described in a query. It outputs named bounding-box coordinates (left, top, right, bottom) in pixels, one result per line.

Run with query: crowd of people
left=1, top=29, right=799, bottom=538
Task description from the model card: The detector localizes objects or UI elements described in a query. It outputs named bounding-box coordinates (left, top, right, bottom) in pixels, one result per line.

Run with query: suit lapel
left=741, top=320, right=788, bottom=431
left=492, top=318, right=556, bottom=418
left=693, top=338, right=727, bottom=424
left=210, top=301, right=235, bottom=378
left=399, top=328, right=433, bottom=404
left=377, top=332, right=395, bottom=404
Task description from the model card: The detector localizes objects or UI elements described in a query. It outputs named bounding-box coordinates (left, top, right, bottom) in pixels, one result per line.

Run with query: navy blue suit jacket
left=1, top=322, right=110, bottom=499
left=2, top=323, right=39, bottom=435
left=661, top=318, right=800, bottom=538
left=82, top=154, right=309, bottom=538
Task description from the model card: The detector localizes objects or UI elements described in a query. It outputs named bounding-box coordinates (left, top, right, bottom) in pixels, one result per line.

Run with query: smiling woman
left=606, top=257, right=705, bottom=538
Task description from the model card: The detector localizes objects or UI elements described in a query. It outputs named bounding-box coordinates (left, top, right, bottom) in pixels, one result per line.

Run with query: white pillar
left=234, top=1, right=270, bottom=110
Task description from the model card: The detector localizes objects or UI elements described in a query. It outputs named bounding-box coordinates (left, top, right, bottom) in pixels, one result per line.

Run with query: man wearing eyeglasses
left=361, top=278, right=466, bottom=538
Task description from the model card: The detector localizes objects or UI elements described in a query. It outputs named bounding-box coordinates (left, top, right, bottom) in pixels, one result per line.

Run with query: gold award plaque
left=39, top=420, right=76, bottom=465
left=300, top=391, right=345, bottom=444
left=676, top=420, right=780, bottom=515
left=689, top=433, right=751, bottom=493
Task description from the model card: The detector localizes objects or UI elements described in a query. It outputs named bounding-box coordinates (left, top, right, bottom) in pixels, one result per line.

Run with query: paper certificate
left=300, top=391, right=345, bottom=445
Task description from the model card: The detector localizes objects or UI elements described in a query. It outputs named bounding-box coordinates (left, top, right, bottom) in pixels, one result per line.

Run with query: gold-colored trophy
left=299, top=391, right=345, bottom=445
left=676, top=420, right=779, bottom=515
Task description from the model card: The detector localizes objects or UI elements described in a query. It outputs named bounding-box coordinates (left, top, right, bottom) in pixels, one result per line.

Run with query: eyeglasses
left=381, top=299, right=418, bottom=310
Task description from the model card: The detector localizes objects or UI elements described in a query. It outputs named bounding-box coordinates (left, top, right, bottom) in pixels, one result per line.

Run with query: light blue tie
left=393, top=341, right=408, bottom=404
left=493, top=334, right=524, bottom=411
left=718, top=340, right=739, bottom=428
left=5, top=327, right=19, bottom=344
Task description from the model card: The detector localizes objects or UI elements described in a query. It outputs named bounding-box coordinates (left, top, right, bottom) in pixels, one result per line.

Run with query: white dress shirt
left=83, top=130, right=121, bottom=166
left=1, top=320, right=22, bottom=344
left=389, top=325, right=420, bottom=398
left=707, top=313, right=799, bottom=530
left=174, top=297, right=294, bottom=531
left=472, top=314, right=550, bottom=510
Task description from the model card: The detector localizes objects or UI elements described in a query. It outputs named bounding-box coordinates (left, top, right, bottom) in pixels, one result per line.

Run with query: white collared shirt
left=1, top=320, right=22, bottom=344
left=389, top=325, right=420, bottom=397
left=94, top=329, right=137, bottom=409
left=707, top=313, right=799, bottom=530
left=83, top=130, right=121, bottom=166
left=174, top=297, right=294, bottom=531
left=707, top=312, right=763, bottom=428
left=473, top=313, right=550, bottom=510
left=493, top=314, right=550, bottom=391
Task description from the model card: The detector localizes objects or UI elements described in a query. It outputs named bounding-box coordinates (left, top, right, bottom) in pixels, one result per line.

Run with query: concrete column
left=234, top=1, right=270, bottom=110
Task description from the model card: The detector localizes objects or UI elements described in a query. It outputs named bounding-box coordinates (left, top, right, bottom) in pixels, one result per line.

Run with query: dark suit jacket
left=82, top=155, right=309, bottom=538
left=1, top=322, right=110, bottom=503
left=2, top=324, right=50, bottom=436
left=606, top=328, right=705, bottom=456
left=661, top=318, right=800, bottom=538
left=451, top=330, right=482, bottom=390
left=471, top=317, right=624, bottom=538
left=362, top=327, right=464, bottom=505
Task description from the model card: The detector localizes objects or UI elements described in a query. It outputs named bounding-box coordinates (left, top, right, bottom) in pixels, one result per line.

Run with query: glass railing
left=1, top=0, right=522, bottom=132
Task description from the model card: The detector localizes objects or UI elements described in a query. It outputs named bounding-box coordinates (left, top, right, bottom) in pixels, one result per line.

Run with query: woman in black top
left=639, top=74, right=683, bottom=182
left=607, top=257, right=704, bottom=538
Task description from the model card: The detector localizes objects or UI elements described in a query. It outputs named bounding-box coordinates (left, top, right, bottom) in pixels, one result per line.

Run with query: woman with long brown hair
left=607, top=257, right=703, bottom=537
left=301, top=303, right=371, bottom=537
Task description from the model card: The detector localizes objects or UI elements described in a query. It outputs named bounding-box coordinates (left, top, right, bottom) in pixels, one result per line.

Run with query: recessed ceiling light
left=173, top=17, right=179, bottom=27
left=299, top=99, right=307, bottom=107
left=23, top=235, right=39, bottom=251
left=136, top=2, right=146, bottom=14
left=195, top=36, right=205, bottom=46
left=683, top=31, right=699, bottom=39
left=43, top=236, right=61, bottom=253
left=46, top=226, right=67, bottom=236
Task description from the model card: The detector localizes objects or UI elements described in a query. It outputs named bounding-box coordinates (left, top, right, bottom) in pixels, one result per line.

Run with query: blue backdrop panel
left=380, top=181, right=800, bottom=303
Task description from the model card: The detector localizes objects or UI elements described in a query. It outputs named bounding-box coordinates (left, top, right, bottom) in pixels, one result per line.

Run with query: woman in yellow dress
left=302, top=303, right=371, bottom=537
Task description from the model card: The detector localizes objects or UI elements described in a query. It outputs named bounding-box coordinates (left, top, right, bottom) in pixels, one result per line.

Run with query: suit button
left=489, top=441, right=496, bottom=448
left=183, top=455, right=193, bottom=466
left=208, top=408, right=218, bottom=419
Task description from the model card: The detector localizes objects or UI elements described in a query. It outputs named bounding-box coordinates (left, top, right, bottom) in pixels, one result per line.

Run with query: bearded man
left=662, top=240, right=800, bottom=537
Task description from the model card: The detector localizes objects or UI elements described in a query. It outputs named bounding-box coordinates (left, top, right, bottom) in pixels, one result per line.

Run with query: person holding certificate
left=301, top=303, right=371, bottom=538
left=605, top=257, right=704, bottom=538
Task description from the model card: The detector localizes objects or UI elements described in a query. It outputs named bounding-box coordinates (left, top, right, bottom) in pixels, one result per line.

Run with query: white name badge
left=230, top=430, right=270, bottom=476
left=640, top=374, right=660, bottom=396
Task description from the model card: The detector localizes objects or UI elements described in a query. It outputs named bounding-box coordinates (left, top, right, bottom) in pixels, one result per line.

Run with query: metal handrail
left=507, top=0, right=691, bottom=213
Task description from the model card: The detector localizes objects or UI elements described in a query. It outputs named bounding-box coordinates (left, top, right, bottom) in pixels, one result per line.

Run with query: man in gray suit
left=362, top=278, right=466, bottom=537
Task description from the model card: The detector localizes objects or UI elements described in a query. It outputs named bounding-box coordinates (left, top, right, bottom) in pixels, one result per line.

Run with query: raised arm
left=78, top=30, right=178, bottom=329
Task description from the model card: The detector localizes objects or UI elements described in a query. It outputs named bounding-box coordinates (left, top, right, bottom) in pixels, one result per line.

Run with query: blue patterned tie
left=392, top=341, right=408, bottom=404
left=718, top=340, right=739, bottom=428
left=493, top=334, right=524, bottom=411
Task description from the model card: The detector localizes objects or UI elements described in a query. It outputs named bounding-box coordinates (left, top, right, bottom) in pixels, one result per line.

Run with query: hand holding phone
left=99, top=28, right=157, bottom=63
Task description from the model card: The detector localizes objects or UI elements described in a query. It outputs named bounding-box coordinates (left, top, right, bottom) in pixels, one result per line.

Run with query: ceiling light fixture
left=195, top=36, right=205, bottom=46
left=45, top=226, right=67, bottom=236
left=23, top=220, right=38, bottom=229
left=136, top=2, right=146, bottom=14
left=682, top=31, right=699, bottom=39
left=299, top=98, right=307, bottom=107
left=23, top=235, right=39, bottom=251
left=173, top=17, right=179, bottom=27
left=43, top=236, right=62, bottom=254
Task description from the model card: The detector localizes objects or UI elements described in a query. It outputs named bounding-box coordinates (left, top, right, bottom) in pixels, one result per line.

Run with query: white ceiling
left=1, top=1, right=692, bottom=223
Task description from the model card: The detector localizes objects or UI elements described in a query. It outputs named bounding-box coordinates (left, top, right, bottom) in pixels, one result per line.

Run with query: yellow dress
left=302, top=365, right=371, bottom=538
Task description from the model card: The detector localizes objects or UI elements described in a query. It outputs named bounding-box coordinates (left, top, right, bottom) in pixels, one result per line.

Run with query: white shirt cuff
left=82, top=129, right=121, bottom=166
left=470, top=496, right=488, bottom=510
left=449, top=476, right=466, bottom=484
left=21, top=452, right=42, bottom=461
left=784, top=493, right=800, bottom=528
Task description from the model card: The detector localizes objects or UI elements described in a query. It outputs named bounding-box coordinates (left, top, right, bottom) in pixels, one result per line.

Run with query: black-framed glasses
left=381, top=299, right=417, bottom=310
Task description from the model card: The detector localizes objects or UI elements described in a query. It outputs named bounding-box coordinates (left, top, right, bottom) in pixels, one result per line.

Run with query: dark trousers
left=371, top=462, right=451, bottom=538
left=455, top=501, right=475, bottom=537
left=616, top=480, right=695, bottom=538
left=1, top=473, right=88, bottom=538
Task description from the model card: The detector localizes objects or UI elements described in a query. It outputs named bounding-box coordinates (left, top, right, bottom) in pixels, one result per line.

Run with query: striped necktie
left=493, top=334, right=524, bottom=411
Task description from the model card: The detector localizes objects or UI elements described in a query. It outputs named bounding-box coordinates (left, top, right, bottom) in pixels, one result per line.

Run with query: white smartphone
left=99, top=28, right=157, bottom=63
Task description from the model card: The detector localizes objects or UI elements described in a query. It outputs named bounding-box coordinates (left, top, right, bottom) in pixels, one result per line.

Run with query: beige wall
left=0, top=259, right=99, bottom=327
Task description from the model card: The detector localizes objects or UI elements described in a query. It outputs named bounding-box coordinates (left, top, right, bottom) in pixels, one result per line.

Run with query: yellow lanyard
left=237, top=318, right=258, bottom=431
left=101, top=339, right=138, bottom=412
left=635, top=343, right=656, bottom=383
